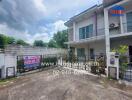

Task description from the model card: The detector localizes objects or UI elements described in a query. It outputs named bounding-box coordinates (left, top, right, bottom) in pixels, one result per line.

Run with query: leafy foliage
left=112, top=45, right=128, bottom=55
left=112, top=45, right=129, bottom=79
left=41, top=57, right=57, bottom=67
left=0, top=34, right=7, bottom=48
left=33, top=40, right=47, bottom=47
left=48, top=39, right=58, bottom=48
left=53, top=30, right=68, bottom=48
left=48, top=30, right=68, bottom=48
left=16, top=39, right=29, bottom=46
left=0, top=29, right=68, bottom=49
left=7, top=36, right=15, bottom=44
left=33, top=30, right=68, bottom=48
left=0, top=34, right=29, bottom=48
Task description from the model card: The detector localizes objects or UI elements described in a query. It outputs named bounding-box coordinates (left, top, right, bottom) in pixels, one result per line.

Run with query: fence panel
left=61, top=55, right=106, bottom=75
left=17, top=54, right=59, bottom=73
left=119, top=55, right=132, bottom=81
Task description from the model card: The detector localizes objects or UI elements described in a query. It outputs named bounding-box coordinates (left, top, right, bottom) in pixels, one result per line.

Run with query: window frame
left=79, top=24, right=93, bottom=40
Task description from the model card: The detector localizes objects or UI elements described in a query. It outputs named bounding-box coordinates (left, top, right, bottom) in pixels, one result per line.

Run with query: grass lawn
left=0, top=77, right=17, bottom=86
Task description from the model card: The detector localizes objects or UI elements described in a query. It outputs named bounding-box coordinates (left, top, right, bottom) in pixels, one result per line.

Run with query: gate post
left=58, top=56, right=62, bottom=66
left=107, top=52, right=119, bottom=80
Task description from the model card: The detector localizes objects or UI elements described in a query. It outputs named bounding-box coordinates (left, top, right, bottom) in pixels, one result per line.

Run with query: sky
left=0, top=0, right=102, bottom=44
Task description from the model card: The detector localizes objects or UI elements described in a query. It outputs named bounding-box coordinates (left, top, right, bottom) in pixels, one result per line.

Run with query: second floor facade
left=65, top=0, right=132, bottom=43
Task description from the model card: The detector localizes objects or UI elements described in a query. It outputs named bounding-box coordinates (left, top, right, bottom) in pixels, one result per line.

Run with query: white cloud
left=26, top=33, right=50, bottom=44
left=44, top=0, right=100, bottom=17
left=46, top=20, right=67, bottom=37
left=0, top=23, right=50, bottom=44
left=54, top=20, right=67, bottom=32
left=0, top=20, right=67, bottom=44
left=0, top=0, right=102, bottom=44
left=33, top=0, right=46, bottom=14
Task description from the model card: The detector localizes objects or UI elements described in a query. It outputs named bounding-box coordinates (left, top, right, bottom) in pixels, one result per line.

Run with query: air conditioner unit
left=109, top=23, right=120, bottom=29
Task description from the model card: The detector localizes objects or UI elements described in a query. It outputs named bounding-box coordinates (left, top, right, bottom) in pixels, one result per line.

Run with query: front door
left=129, top=46, right=132, bottom=62
left=90, top=48, right=95, bottom=60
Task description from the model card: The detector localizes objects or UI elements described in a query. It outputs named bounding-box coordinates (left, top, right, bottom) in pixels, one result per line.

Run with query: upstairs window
left=79, top=27, right=85, bottom=39
left=86, top=24, right=93, bottom=38
left=79, top=24, right=93, bottom=40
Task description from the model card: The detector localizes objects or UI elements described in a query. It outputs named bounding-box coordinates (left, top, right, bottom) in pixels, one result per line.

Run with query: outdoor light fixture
left=115, top=52, right=119, bottom=58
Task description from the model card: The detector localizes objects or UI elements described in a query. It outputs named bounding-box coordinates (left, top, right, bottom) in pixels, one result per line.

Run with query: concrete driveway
left=0, top=67, right=132, bottom=100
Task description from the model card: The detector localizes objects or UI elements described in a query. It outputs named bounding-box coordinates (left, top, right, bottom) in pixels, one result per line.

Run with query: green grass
left=0, top=77, right=17, bottom=85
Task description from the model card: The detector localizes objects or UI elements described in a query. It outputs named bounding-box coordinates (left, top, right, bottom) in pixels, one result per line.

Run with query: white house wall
left=0, top=54, right=4, bottom=69
left=73, top=40, right=106, bottom=56
left=74, top=13, right=105, bottom=41
left=97, top=13, right=105, bottom=29
left=0, top=53, right=17, bottom=78
left=75, top=16, right=94, bottom=41
left=88, top=41, right=106, bottom=55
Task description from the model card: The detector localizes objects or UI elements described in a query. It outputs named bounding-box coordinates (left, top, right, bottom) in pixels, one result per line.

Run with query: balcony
left=123, top=22, right=132, bottom=33
left=79, top=28, right=105, bottom=41
left=66, top=28, right=105, bottom=45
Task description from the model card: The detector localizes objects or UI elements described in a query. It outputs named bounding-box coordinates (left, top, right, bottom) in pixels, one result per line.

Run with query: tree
left=53, top=30, right=68, bottom=48
left=0, top=34, right=7, bottom=49
left=48, top=39, right=58, bottom=48
left=0, top=34, right=29, bottom=48
left=7, top=36, right=16, bottom=44
left=16, top=39, right=29, bottom=46
left=48, top=30, right=68, bottom=48
left=112, top=45, right=128, bottom=79
left=33, top=40, right=47, bottom=47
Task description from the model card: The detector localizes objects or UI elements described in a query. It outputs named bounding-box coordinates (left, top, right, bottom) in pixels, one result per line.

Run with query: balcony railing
left=123, top=22, right=132, bottom=33
left=79, top=28, right=105, bottom=40
left=96, top=28, right=105, bottom=36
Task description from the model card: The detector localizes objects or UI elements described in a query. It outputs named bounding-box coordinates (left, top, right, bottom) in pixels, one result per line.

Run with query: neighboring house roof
left=103, top=0, right=123, bottom=7
left=65, top=4, right=103, bottom=27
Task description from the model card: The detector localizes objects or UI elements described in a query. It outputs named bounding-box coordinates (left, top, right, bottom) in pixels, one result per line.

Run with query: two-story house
left=65, top=0, right=132, bottom=62
left=65, top=4, right=105, bottom=60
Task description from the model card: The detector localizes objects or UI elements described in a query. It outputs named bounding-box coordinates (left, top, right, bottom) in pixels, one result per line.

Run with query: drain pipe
left=94, top=11, right=98, bottom=36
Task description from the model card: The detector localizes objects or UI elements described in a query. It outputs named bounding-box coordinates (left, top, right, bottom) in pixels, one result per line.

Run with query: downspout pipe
left=94, top=11, right=98, bottom=36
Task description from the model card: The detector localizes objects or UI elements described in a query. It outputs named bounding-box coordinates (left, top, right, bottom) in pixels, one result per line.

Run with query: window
left=89, top=24, right=93, bottom=37
left=86, top=26, right=89, bottom=38
left=127, top=12, right=132, bottom=32
left=90, top=48, right=95, bottom=59
left=79, top=24, right=93, bottom=39
left=79, top=27, right=85, bottom=39
left=86, top=24, right=93, bottom=38
left=77, top=48, right=85, bottom=57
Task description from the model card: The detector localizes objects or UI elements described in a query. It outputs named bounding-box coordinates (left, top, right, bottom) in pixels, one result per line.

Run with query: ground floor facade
left=68, top=35, right=132, bottom=61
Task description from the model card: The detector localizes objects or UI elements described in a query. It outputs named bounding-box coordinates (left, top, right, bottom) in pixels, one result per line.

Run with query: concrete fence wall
left=0, top=53, right=17, bottom=78
left=0, top=45, right=67, bottom=79
left=4, top=45, right=67, bottom=56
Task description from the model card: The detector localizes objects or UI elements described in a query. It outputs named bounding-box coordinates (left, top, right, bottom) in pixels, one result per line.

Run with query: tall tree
left=48, top=39, right=58, bottom=48
left=33, top=40, right=47, bottom=47
left=54, top=30, right=68, bottom=48
left=16, top=39, right=29, bottom=46
left=7, top=36, right=16, bottom=44
left=0, top=34, right=7, bottom=49
left=48, top=30, right=68, bottom=48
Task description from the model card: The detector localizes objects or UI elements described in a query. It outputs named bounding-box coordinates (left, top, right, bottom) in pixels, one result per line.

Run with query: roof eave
left=64, top=5, right=103, bottom=27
